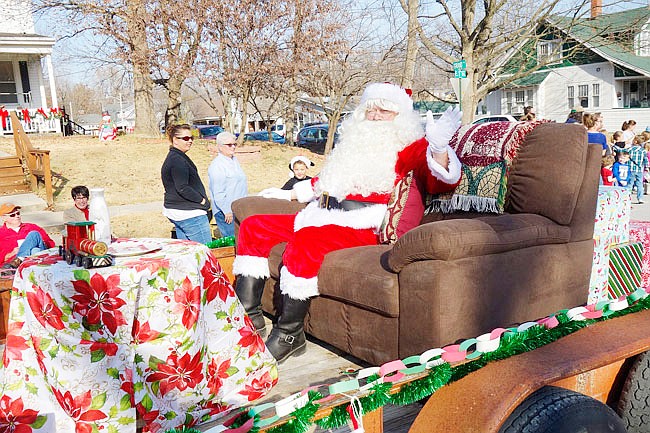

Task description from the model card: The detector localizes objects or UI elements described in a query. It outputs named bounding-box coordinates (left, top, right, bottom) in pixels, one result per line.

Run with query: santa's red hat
left=360, top=83, right=413, bottom=114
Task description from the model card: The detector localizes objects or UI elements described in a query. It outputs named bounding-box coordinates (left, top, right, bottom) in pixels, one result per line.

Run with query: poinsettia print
left=132, top=319, right=161, bottom=344
left=71, top=273, right=126, bottom=334
left=237, top=315, right=267, bottom=357
left=201, top=254, right=234, bottom=303
left=51, top=388, right=107, bottom=433
left=172, top=276, right=201, bottom=330
left=0, top=395, right=40, bottom=433
left=238, top=369, right=278, bottom=402
left=2, top=321, right=28, bottom=368
left=146, top=351, right=204, bottom=396
left=26, top=287, right=65, bottom=330
left=207, top=357, right=232, bottom=395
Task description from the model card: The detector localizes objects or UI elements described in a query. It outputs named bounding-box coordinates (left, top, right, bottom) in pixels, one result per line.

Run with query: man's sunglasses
left=6, top=211, right=20, bottom=217
left=175, top=136, right=194, bottom=142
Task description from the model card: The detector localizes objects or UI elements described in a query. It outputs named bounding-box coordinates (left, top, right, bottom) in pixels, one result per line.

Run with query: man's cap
left=360, top=82, right=413, bottom=114
left=570, top=105, right=585, bottom=113
left=289, top=156, right=314, bottom=171
left=0, top=203, right=20, bottom=216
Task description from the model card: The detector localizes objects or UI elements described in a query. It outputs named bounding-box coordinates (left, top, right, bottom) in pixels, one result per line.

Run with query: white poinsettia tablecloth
left=0, top=238, right=277, bottom=433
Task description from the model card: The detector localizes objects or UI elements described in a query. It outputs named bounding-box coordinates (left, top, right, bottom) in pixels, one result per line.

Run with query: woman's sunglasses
left=175, top=136, right=194, bottom=142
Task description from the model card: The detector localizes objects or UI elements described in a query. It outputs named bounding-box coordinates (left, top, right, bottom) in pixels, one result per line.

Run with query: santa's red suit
left=233, top=94, right=461, bottom=301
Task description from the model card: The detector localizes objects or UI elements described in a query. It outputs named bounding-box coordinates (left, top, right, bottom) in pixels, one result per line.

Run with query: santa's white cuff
left=293, top=179, right=316, bottom=203
left=426, top=146, right=461, bottom=184
left=232, top=255, right=270, bottom=279
left=280, top=266, right=319, bottom=300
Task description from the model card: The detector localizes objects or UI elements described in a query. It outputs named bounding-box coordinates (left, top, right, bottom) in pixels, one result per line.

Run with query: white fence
left=0, top=109, right=61, bottom=135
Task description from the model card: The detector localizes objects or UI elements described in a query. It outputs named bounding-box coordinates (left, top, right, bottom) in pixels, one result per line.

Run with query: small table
left=0, top=238, right=277, bottom=432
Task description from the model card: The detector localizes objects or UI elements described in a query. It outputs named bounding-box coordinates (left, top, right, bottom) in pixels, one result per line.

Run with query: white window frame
left=578, top=84, right=589, bottom=107
left=0, top=61, right=17, bottom=104
left=537, top=39, right=562, bottom=64
left=635, top=24, right=650, bottom=56
left=592, top=83, right=600, bottom=108
left=567, top=86, right=574, bottom=109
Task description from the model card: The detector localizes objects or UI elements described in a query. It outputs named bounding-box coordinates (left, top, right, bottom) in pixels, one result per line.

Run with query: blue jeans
left=17, top=231, right=47, bottom=259
left=629, top=171, right=644, bottom=202
left=215, top=211, right=235, bottom=238
left=168, top=215, right=212, bottom=244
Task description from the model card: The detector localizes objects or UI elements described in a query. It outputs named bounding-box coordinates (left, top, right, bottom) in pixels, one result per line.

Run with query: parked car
left=194, top=125, right=225, bottom=140
left=472, top=114, right=518, bottom=124
left=243, top=130, right=286, bottom=144
left=271, top=124, right=286, bottom=137
left=296, top=123, right=338, bottom=151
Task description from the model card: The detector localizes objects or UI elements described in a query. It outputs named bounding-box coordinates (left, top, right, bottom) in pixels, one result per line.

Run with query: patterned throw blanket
left=426, top=120, right=546, bottom=214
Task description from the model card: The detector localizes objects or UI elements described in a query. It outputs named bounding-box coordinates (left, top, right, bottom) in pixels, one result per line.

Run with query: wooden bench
left=9, top=112, right=54, bottom=208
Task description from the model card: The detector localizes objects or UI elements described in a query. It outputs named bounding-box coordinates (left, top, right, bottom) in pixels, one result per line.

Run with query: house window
left=506, top=91, right=513, bottom=114
left=0, top=62, right=17, bottom=104
left=578, top=85, right=589, bottom=107
left=567, top=86, right=574, bottom=109
left=537, top=40, right=562, bottom=64
left=592, top=83, right=600, bottom=107
left=635, top=28, right=650, bottom=56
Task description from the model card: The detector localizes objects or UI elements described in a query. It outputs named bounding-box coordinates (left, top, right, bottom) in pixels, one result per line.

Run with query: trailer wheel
left=66, top=252, right=74, bottom=265
left=617, top=350, right=650, bottom=432
left=74, top=255, right=82, bottom=267
left=499, top=385, right=626, bottom=433
left=82, top=257, right=92, bottom=269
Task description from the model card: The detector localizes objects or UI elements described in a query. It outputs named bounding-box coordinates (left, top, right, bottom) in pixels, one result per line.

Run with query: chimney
left=591, top=0, right=602, bottom=18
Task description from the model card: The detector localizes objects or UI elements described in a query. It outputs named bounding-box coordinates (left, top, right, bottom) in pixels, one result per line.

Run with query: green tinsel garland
left=206, top=236, right=236, bottom=249
left=165, top=295, right=650, bottom=433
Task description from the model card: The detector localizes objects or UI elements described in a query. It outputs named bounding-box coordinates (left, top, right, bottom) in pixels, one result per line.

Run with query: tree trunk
left=401, top=0, right=419, bottom=89
left=165, top=77, right=183, bottom=128
left=238, top=87, right=251, bottom=144
left=285, top=78, right=297, bottom=146
left=125, top=3, right=158, bottom=136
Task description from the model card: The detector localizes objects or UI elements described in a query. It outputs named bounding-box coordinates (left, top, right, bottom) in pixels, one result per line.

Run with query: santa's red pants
left=236, top=213, right=378, bottom=280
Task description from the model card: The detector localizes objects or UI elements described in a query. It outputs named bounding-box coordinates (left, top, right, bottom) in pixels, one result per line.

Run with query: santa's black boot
left=265, top=295, right=311, bottom=363
left=235, top=276, right=267, bottom=337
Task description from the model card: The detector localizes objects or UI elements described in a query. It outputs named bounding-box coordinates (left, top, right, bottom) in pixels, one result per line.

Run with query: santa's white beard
left=316, top=119, right=422, bottom=199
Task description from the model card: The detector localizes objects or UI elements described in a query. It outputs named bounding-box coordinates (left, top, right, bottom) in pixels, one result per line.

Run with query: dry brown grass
left=0, top=134, right=325, bottom=238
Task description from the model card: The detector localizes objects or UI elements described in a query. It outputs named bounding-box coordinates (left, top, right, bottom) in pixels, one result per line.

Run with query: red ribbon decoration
left=37, top=108, right=48, bottom=118
left=0, top=108, right=8, bottom=129
left=22, top=108, right=31, bottom=124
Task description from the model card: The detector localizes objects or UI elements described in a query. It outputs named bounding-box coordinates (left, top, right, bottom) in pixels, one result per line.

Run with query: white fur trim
left=293, top=179, right=316, bottom=203
left=232, top=255, right=270, bottom=279
left=426, top=146, right=461, bottom=184
left=290, top=156, right=314, bottom=170
left=360, top=83, right=413, bottom=114
left=294, top=201, right=387, bottom=231
left=280, top=266, right=319, bottom=299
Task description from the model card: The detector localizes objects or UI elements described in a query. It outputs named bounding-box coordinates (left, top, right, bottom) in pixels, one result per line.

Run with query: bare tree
left=407, top=0, right=647, bottom=122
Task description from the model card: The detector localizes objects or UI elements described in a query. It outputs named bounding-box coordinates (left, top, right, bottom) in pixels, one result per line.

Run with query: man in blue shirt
left=628, top=141, right=649, bottom=204
left=208, top=132, right=248, bottom=237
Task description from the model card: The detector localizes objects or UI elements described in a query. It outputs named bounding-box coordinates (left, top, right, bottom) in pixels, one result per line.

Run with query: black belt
left=318, top=192, right=374, bottom=210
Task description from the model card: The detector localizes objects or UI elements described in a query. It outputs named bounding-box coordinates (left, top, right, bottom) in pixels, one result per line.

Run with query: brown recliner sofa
left=232, top=123, right=600, bottom=366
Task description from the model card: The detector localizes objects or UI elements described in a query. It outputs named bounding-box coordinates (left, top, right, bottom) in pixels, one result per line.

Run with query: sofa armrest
left=232, top=196, right=307, bottom=228
left=386, top=213, right=571, bottom=272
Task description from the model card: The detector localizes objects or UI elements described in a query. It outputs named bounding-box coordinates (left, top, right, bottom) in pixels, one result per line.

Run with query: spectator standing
left=601, top=155, right=615, bottom=186
left=628, top=136, right=649, bottom=204
left=0, top=203, right=55, bottom=269
left=207, top=132, right=248, bottom=238
left=63, top=185, right=90, bottom=222
left=519, top=106, right=536, bottom=121
left=565, top=106, right=584, bottom=124
left=161, top=124, right=212, bottom=244
left=281, top=156, right=314, bottom=190
left=584, top=113, right=608, bottom=156
left=613, top=151, right=632, bottom=187
left=621, top=120, right=637, bottom=146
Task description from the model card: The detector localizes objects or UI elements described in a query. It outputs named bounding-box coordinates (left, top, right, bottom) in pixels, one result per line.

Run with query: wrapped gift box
left=588, top=186, right=632, bottom=303
left=630, top=220, right=650, bottom=290
left=607, top=242, right=644, bottom=299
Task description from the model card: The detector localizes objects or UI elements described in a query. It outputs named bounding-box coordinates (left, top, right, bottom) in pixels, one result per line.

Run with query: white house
left=483, top=2, right=650, bottom=132
left=0, top=0, right=60, bottom=134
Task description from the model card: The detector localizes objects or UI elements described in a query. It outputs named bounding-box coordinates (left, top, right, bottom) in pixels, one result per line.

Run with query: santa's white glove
left=258, top=187, right=292, bottom=201
left=425, top=106, right=462, bottom=153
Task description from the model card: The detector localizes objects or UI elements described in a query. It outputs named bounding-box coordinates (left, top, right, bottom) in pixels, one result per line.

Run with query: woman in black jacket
left=161, top=124, right=212, bottom=244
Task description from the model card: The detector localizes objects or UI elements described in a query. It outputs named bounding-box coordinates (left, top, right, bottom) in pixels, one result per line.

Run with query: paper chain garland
left=164, top=287, right=650, bottom=433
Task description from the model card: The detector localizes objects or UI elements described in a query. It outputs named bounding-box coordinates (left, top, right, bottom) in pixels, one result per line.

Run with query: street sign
left=453, top=60, right=466, bottom=70
left=454, top=70, right=467, bottom=78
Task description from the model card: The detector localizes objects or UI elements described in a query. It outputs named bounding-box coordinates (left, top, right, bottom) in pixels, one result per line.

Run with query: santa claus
left=233, top=82, right=462, bottom=363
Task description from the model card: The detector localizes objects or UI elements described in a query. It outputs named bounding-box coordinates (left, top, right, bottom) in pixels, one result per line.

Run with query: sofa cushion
left=379, top=171, right=424, bottom=244
left=505, top=123, right=587, bottom=225
left=317, top=245, right=400, bottom=317
left=387, top=213, right=571, bottom=272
